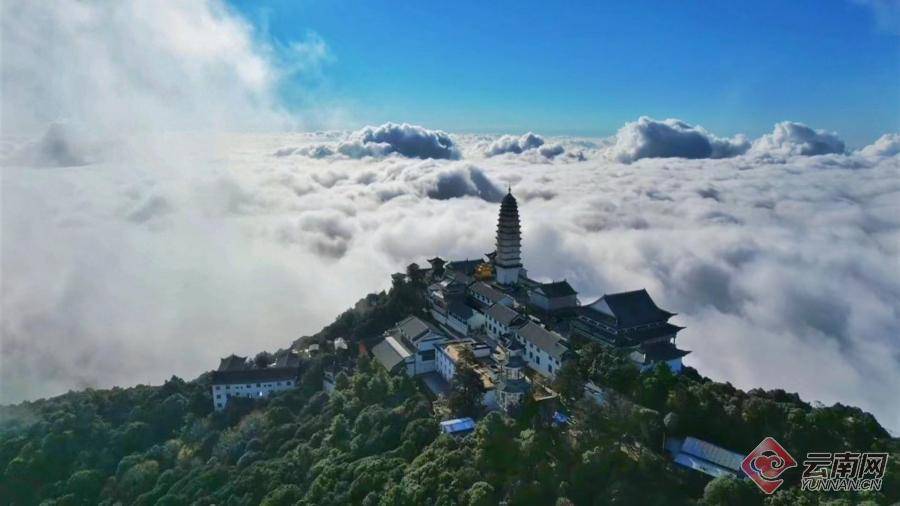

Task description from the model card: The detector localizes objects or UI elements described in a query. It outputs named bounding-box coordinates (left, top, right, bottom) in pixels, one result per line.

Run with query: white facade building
left=371, top=316, right=449, bottom=376
left=468, top=281, right=515, bottom=308
left=447, top=300, right=485, bottom=337
left=484, top=303, right=526, bottom=340
left=435, top=339, right=492, bottom=384
left=512, top=321, right=570, bottom=379
left=435, top=339, right=496, bottom=408
left=211, top=353, right=300, bottom=411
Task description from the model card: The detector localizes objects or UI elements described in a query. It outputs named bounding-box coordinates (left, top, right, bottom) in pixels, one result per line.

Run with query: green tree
left=328, top=414, right=351, bottom=448
left=552, top=361, right=584, bottom=401
left=66, top=469, right=105, bottom=503
left=700, top=475, right=761, bottom=506
left=465, top=481, right=496, bottom=506
left=253, top=351, right=274, bottom=368
left=448, top=361, right=485, bottom=419
left=261, top=484, right=303, bottom=505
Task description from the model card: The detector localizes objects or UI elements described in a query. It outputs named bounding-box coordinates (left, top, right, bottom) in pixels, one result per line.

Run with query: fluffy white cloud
left=420, top=165, right=504, bottom=202
left=750, top=121, right=846, bottom=157
left=0, top=0, right=299, bottom=139
left=345, top=123, right=461, bottom=159
left=278, top=123, right=461, bottom=160
left=858, top=133, right=900, bottom=157
left=606, top=117, right=751, bottom=163
left=482, top=132, right=567, bottom=160
left=539, top=144, right=566, bottom=159
left=485, top=132, right=544, bottom=155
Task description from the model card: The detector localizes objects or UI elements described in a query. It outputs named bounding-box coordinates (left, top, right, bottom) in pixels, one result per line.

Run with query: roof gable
left=446, top=259, right=482, bottom=275
left=218, top=354, right=248, bottom=371
left=534, top=280, right=577, bottom=298
left=448, top=300, right=474, bottom=320
left=517, top=321, right=569, bottom=359
left=211, top=367, right=299, bottom=385
left=469, top=281, right=510, bottom=304
left=600, top=289, right=674, bottom=327
left=397, top=316, right=434, bottom=341
left=486, top=303, right=522, bottom=326
left=372, top=336, right=413, bottom=372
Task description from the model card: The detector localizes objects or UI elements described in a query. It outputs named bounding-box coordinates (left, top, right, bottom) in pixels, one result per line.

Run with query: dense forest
left=1, top=278, right=897, bottom=505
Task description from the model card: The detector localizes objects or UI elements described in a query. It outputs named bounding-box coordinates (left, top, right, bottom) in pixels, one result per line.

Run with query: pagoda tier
left=495, top=190, right=522, bottom=284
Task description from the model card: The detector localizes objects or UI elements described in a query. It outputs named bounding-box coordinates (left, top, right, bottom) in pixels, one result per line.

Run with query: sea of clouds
left=2, top=0, right=899, bottom=432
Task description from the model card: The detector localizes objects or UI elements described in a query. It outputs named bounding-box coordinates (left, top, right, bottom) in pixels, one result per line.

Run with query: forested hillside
left=1, top=280, right=897, bottom=505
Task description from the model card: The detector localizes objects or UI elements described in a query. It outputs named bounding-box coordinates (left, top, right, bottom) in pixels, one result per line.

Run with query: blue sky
left=230, top=0, right=899, bottom=146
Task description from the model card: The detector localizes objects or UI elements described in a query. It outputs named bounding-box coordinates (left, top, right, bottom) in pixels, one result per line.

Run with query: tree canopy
left=1, top=285, right=896, bottom=505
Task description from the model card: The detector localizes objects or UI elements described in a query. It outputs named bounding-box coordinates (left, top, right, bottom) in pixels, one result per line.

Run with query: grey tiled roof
left=516, top=321, right=569, bottom=360
left=486, top=303, right=522, bottom=326
left=273, top=351, right=301, bottom=368
left=446, top=259, right=482, bottom=275
left=448, top=300, right=474, bottom=320
left=372, top=337, right=412, bottom=372
left=211, top=366, right=298, bottom=385
left=600, top=289, right=674, bottom=327
left=218, top=354, right=248, bottom=371
left=397, top=315, right=437, bottom=342
left=534, top=280, right=577, bottom=298
left=469, top=282, right=509, bottom=304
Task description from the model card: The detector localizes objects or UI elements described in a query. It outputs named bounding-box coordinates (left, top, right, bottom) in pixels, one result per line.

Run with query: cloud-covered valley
left=3, top=126, right=899, bottom=431
left=2, top=0, right=899, bottom=434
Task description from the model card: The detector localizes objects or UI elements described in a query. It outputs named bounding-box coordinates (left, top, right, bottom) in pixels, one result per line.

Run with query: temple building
left=494, top=190, right=523, bottom=285
left=410, top=188, right=688, bottom=390
left=571, top=289, right=689, bottom=372
left=528, top=280, right=578, bottom=312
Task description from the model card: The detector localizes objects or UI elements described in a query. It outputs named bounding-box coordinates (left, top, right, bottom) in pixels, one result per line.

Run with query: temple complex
left=370, top=188, right=690, bottom=414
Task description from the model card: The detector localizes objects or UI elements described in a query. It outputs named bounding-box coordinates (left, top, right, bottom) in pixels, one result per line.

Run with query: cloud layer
left=2, top=0, right=900, bottom=434
left=4, top=126, right=899, bottom=431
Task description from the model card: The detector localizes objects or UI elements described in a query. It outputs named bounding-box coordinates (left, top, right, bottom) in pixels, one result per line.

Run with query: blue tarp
left=440, top=417, right=476, bottom=434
